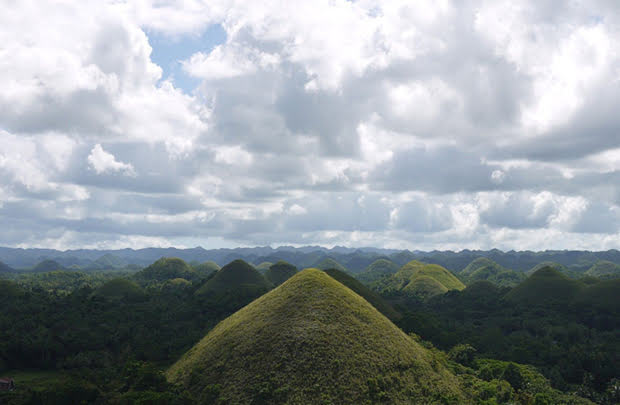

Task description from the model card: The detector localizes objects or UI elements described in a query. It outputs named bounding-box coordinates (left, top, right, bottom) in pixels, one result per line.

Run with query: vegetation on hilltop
left=313, top=257, right=347, bottom=272
left=133, top=257, right=199, bottom=284
left=585, top=260, right=620, bottom=279
left=460, top=257, right=524, bottom=287
left=356, top=258, right=399, bottom=284
left=167, top=269, right=466, bottom=404
left=374, top=260, right=465, bottom=300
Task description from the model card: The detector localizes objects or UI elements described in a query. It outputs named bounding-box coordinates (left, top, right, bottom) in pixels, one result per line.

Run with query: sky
left=0, top=0, right=619, bottom=251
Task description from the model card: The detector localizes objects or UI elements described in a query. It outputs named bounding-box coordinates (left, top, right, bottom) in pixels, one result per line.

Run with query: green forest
left=0, top=254, right=618, bottom=404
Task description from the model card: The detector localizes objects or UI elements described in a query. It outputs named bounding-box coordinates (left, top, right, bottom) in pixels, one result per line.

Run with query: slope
left=323, top=268, right=400, bottom=320
left=504, top=267, right=584, bottom=306
left=134, top=257, right=198, bottom=283
left=460, top=257, right=523, bottom=287
left=195, top=259, right=272, bottom=295
left=585, top=260, right=620, bottom=279
left=167, top=269, right=465, bottom=404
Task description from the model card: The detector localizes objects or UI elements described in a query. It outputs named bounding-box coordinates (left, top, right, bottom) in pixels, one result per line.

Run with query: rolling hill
left=167, top=268, right=466, bottom=404
left=32, top=259, right=64, bottom=272
left=356, top=258, right=399, bottom=284
left=585, top=260, right=620, bottom=279
left=0, top=261, right=14, bottom=274
left=134, top=257, right=199, bottom=283
left=504, top=267, right=584, bottom=306
left=460, top=257, right=523, bottom=287
left=195, top=259, right=272, bottom=295
left=91, top=278, right=146, bottom=301
left=313, top=257, right=347, bottom=272
left=375, top=260, right=465, bottom=300
left=192, top=261, right=220, bottom=277
left=264, top=261, right=298, bottom=286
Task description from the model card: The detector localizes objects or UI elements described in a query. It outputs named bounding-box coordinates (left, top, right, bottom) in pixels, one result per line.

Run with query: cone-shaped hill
left=192, top=261, right=220, bottom=277
left=254, top=261, right=273, bottom=273
left=195, top=259, right=272, bottom=295
left=91, top=278, right=146, bottom=301
left=167, top=269, right=465, bottom=404
left=504, top=267, right=584, bottom=306
left=314, top=257, right=347, bottom=272
left=585, top=260, right=620, bottom=279
left=356, top=258, right=399, bottom=284
left=323, top=268, right=400, bottom=320
left=375, top=260, right=465, bottom=300
left=460, top=257, right=523, bottom=287
left=32, top=259, right=64, bottom=272
left=264, top=261, right=298, bottom=286
left=135, top=257, right=199, bottom=283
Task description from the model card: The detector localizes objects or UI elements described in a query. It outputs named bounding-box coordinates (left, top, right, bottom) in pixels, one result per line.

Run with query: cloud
left=88, top=144, right=136, bottom=176
left=0, top=0, right=619, bottom=250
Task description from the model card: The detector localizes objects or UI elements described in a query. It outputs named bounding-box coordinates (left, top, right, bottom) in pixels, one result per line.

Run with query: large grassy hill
left=167, top=268, right=466, bottom=404
left=264, top=261, right=298, bottom=286
left=356, top=258, right=399, bottom=284
left=313, top=257, right=347, bottom=272
left=585, top=260, right=620, bottom=279
left=195, top=259, right=272, bottom=295
left=32, top=260, right=64, bottom=273
left=504, top=267, right=584, bottom=306
left=460, top=257, right=523, bottom=287
left=375, top=260, right=464, bottom=300
left=134, top=257, right=199, bottom=283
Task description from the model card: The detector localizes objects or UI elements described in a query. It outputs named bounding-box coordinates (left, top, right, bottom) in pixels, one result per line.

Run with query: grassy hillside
left=460, top=258, right=523, bottom=287
left=585, top=260, right=620, bottom=279
left=167, top=269, right=466, bottom=404
left=192, top=261, right=220, bottom=277
left=134, top=257, right=198, bottom=283
left=254, top=261, right=273, bottom=273
left=323, top=268, right=400, bottom=320
left=91, top=278, right=146, bottom=301
left=504, top=267, right=584, bottom=306
left=375, top=261, right=464, bottom=300
left=314, top=257, right=347, bottom=272
left=195, top=259, right=271, bottom=295
left=32, top=260, right=64, bottom=272
left=356, top=259, right=399, bottom=284
left=264, top=261, right=298, bottom=286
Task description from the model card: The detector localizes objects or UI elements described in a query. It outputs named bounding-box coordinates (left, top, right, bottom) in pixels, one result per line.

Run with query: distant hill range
left=0, top=246, right=619, bottom=275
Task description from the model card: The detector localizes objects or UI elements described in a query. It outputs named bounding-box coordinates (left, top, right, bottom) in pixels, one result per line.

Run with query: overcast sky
left=1, top=0, right=619, bottom=251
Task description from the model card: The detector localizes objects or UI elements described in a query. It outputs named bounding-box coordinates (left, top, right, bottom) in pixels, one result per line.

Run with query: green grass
left=254, top=262, right=274, bottom=273
left=323, top=268, right=400, bottom=320
left=167, top=269, right=466, bottom=404
left=356, top=259, right=399, bottom=284
left=314, top=257, right=347, bottom=272
left=374, top=261, right=464, bottom=300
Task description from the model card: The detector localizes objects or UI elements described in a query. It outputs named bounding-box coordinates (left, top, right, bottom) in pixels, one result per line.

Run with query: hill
left=375, top=261, right=465, bottom=300
left=323, top=268, right=400, bottom=320
left=460, top=257, right=523, bottom=287
left=585, top=260, right=620, bottom=279
left=32, top=259, right=64, bottom=272
left=254, top=261, right=273, bottom=273
left=504, top=267, right=584, bottom=306
left=92, top=254, right=127, bottom=269
left=134, top=257, right=198, bottom=283
left=192, top=261, right=220, bottom=277
left=313, top=257, right=347, bottom=272
left=195, top=259, right=272, bottom=295
left=167, top=269, right=466, bottom=404
left=264, top=261, right=298, bottom=286
left=91, top=278, right=146, bottom=301
left=356, top=259, right=399, bottom=284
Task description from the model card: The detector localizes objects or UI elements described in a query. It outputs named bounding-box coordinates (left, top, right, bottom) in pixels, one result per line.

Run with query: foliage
left=264, top=261, right=298, bottom=286
left=356, top=259, right=399, bottom=284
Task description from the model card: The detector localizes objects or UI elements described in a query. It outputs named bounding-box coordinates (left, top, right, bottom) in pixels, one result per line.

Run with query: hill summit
left=196, top=259, right=272, bottom=295
left=375, top=260, right=465, bottom=300
left=167, top=268, right=465, bottom=404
